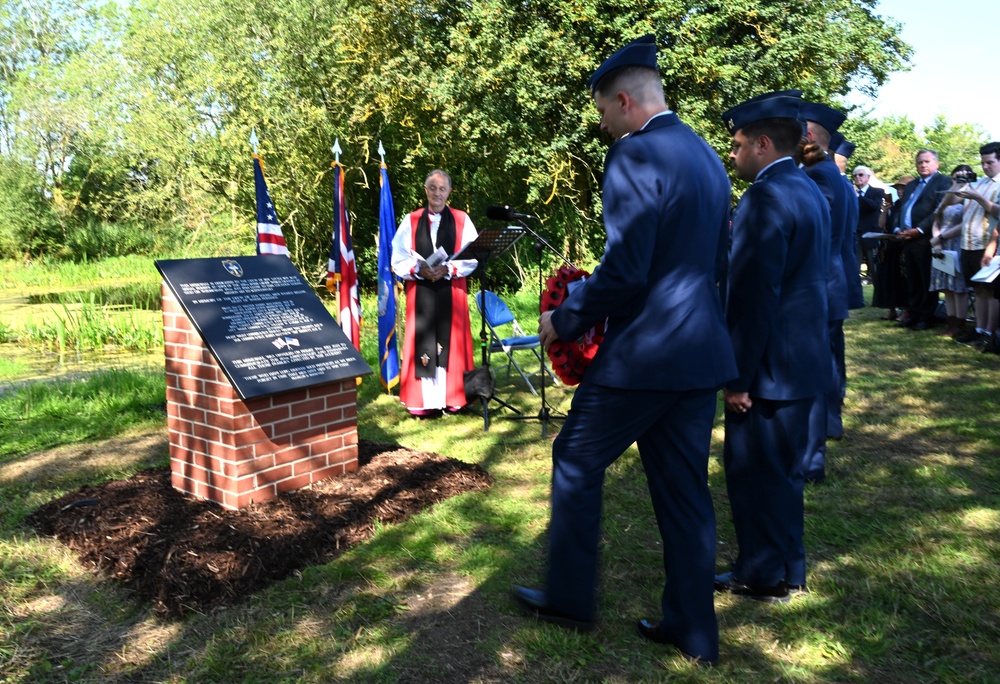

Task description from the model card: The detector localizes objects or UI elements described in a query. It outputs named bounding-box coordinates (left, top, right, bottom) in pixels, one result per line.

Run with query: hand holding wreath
left=539, top=265, right=605, bottom=386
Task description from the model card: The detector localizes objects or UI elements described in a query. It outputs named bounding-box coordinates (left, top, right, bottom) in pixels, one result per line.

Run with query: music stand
left=503, top=219, right=576, bottom=439
left=454, top=225, right=526, bottom=430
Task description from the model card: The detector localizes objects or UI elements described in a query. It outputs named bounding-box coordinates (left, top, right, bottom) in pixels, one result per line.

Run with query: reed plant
left=12, top=297, right=162, bottom=352
left=0, top=255, right=160, bottom=291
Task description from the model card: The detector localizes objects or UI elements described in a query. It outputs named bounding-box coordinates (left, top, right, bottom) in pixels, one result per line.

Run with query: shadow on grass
left=7, top=308, right=1000, bottom=682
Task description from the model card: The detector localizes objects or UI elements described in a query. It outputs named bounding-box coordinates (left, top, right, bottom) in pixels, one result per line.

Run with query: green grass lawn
left=1, top=277, right=998, bottom=683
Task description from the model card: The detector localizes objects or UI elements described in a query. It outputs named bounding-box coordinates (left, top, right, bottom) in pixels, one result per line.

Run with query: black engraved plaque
left=155, top=256, right=372, bottom=400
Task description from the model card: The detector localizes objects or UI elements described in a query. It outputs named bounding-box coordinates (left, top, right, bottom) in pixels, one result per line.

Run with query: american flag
left=326, top=161, right=361, bottom=350
left=253, top=155, right=290, bottom=257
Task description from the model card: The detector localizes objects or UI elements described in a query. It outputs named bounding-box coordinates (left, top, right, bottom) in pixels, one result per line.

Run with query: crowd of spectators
left=864, top=142, right=1000, bottom=352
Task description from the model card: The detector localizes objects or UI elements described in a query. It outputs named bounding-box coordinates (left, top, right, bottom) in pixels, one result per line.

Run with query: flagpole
left=331, top=138, right=342, bottom=319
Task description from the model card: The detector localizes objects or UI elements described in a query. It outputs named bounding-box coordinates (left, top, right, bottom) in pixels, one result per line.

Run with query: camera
left=953, top=169, right=977, bottom=184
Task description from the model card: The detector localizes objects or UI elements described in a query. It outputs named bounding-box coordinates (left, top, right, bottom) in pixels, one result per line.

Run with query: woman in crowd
left=929, top=165, right=976, bottom=338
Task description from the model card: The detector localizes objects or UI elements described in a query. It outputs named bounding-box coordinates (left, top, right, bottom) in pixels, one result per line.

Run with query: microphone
left=486, top=204, right=537, bottom=221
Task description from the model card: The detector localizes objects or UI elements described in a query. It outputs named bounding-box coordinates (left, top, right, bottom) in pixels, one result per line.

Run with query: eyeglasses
left=853, top=172, right=868, bottom=177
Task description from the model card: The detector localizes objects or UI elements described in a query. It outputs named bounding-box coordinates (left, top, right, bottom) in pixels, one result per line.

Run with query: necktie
left=902, top=180, right=926, bottom=230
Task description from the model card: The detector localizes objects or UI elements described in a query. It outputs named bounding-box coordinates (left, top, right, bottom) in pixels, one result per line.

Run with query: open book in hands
left=418, top=246, right=449, bottom=270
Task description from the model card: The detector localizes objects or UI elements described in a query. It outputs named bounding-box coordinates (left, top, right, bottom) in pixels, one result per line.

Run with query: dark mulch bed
left=26, top=440, right=491, bottom=618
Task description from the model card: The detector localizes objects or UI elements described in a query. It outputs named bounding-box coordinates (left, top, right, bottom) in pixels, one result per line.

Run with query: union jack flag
left=253, top=155, right=290, bottom=257
left=326, top=161, right=361, bottom=350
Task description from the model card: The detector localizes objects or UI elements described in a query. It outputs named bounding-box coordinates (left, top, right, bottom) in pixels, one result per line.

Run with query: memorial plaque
left=156, top=256, right=372, bottom=399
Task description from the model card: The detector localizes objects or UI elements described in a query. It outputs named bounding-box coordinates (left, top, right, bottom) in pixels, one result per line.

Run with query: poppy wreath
left=541, top=264, right=605, bottom=386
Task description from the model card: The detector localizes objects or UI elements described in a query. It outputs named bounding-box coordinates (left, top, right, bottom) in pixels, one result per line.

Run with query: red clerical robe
left=392, top=207, right=477, bottom=413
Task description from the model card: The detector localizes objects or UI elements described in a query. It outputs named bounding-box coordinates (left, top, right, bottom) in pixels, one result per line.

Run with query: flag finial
left=378, top=140, right=386, bottom=164
left=249, top=128, right=259, bottom=154
left=332, top=138, right=342, bottom=164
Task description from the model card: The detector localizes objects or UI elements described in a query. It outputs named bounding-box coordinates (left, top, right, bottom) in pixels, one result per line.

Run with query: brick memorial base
left=162, top=284, right=359, bottom=510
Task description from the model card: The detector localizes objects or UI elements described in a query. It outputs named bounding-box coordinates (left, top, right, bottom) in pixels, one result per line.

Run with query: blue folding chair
left=475, top=290, right=557, bottom=395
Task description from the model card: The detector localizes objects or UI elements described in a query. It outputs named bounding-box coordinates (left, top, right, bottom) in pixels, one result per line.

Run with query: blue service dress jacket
left=840, top=173, right=864, bottom=309
left=727, top=158, right=831, bottom=400
left=803, top=156, right=854, bottom=319
left=552, top=113, right=737, bottom=390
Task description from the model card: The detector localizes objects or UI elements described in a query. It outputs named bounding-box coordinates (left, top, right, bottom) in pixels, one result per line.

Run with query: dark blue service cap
left=721, top=90, right=803, bottom=134
left=799, top=102, right=847, bottom=134
left=830, top=131, right=856, bottom=157
left=588, top=33, right=658, bottom=92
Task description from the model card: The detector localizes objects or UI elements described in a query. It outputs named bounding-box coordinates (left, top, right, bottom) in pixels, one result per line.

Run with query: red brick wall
left=162, top=284, right=358, bottom=509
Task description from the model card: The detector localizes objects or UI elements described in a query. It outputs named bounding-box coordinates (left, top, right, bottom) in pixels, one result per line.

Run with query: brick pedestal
left=162, top=284, right=358, bottom=509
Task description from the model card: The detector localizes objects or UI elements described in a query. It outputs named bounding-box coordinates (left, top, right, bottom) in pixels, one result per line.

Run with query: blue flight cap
left=829, top=131, right=845, bottom=152
left=588, top=34, right=658, bottom=92
left=722, top=90, right=803, bottom=134
left=800, top=102, right=847, bottom=134
left=836, top=138, right=856, bottom=158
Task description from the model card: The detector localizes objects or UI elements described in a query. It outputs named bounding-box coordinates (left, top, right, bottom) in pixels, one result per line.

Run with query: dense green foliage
left=1, top=0, right=916, bottom=282
left=842, top=113, right=991, bottom=187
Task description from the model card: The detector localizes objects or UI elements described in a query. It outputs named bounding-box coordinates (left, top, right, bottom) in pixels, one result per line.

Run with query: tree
left=2, top=0, right=915, bottom=275
left=922, top=115, right=990, bottom=174
left=841, top=113, right=990, bottom=189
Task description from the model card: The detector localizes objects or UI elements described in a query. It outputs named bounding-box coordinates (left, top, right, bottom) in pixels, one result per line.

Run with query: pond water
left=0, top=279, right=161, bottom=388
left=0, top=343, right=162, bottom=390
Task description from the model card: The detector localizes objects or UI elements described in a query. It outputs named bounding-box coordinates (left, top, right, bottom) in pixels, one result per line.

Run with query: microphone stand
left=507, top=216, right=576, bottom=439
left=455, top=226, right=526, bottom=430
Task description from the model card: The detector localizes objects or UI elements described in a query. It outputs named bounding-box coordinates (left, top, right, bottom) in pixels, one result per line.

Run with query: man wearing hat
left=831, top=132, right=855, bottom=175
left=798, top=101, right=859, bottom=492
left=714, top=90, right=831, bottom=604
left=514, top=33, right=736, bottom=665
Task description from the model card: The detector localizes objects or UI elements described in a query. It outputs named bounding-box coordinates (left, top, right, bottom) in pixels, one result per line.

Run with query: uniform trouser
left=724, top=396, right=812, bottom=588
left=804, top=320, right=844, bottom=481
left=826, top=321, right=846, bottom=439
left=546, top=380, right=719, bottom=662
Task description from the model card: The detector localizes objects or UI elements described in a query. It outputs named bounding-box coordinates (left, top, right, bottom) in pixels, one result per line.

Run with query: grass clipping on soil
left=26, top=440, right=492, bottom=617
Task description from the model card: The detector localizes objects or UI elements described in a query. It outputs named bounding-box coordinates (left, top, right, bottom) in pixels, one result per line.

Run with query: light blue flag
left=377, top=162, right=400, bottom=392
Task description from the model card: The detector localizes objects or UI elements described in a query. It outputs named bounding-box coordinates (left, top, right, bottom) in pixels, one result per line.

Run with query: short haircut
left=853, top=165, right=873, bottom=176
left=425, top=169, right=452, bottom=188
left=806, top=120, right=831, bottom=148
left=593, top=66, right=665, bottom=106
left=916, top=149, right=939, bottom=161
left=952, top=164, right=975, bottom=176
left=741, top=118, right=803, bottom=155
left=980, top=141, right=1000, bottom=158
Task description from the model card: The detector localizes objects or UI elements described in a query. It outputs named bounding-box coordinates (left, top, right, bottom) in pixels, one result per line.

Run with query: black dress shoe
left=714, top=572, right=791, bottom=604
left=636, top=619, right=717, bottom=666
left=911, top=321, right=932, bottom=331
left=511, top=585, right=595, bottom=632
